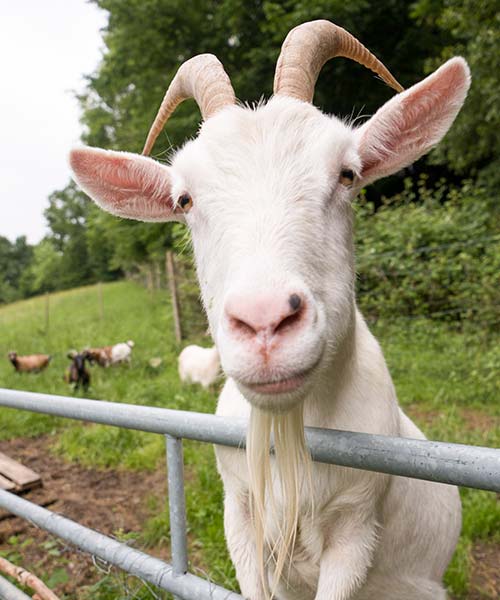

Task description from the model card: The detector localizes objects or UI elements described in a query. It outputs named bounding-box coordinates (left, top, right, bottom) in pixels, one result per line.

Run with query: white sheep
left=178, top=345, right=220, bottom=389
left=70, top=19, right=470, bottom=600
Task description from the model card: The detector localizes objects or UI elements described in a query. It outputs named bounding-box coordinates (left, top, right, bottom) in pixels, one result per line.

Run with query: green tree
left=0, top=236, right=33, bottom=303
left=28, top=239, right=63, bottom=294
left=44, top=183, right=92, bottom=289
left=411, top=0, right=500, bottom=189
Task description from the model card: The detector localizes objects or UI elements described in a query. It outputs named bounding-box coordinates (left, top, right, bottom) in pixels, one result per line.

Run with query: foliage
left=28, top=239, right=64, bottom=294
left=356, top=176, right=500, bottom=323
left=0, top=236, right=33, bottom=303
left=411, top=0, right=500, bottom=190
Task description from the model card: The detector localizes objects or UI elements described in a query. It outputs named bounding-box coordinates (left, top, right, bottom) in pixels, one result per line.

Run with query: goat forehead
left=172, top=97, right=358, bottom=200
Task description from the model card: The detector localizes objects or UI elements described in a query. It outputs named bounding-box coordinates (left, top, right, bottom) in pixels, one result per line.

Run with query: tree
left=0, top=236, right=33, bottom=303
left=44, top=183, right=92, bottom=289
left=411, top=0, right=500, bottom=190
left=28, top=239, right=63, bottom=294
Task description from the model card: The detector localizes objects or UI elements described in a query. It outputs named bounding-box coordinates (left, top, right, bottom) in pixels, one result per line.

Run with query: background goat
left=110, top=340, right=134, bottom=365
left=85, top=345, right=113, bottom=367
left=178, top=345, right=220, bottom=389
left=8, top=352, right=51, bottom=373
left=86, top=340, right=134, bottom=367
left=65, top=350, right=91, bottom=392
left=70, top=19, right=470, bottom=600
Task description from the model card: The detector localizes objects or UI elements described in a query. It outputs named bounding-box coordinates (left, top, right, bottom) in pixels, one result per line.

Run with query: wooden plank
left=0, top=474, right=16, bottom=491
left=0, top=453, right=41, bottom=491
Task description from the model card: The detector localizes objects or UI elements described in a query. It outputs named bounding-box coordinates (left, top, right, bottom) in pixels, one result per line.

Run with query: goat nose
left=224, top=292, right=306, bottom=339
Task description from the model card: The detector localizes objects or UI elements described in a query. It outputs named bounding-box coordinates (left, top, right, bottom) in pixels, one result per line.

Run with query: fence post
left=44, top=292, right=50, bottom=334
left=165, top=434, right=188, bottom=600
left=98, top=281, right=104, bottom=321
left=166, top=251, right=182, bottom=342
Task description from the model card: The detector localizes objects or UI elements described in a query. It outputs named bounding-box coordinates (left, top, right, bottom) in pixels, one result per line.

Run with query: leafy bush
left=356, top=176, right=499, bottom=324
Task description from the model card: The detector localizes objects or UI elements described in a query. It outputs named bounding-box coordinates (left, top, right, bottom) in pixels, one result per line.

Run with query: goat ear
left=356, top=57, right=470, bottom=185
left=69, top=147, right=183, bottom=222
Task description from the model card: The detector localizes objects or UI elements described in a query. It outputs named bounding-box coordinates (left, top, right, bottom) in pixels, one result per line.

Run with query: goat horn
left=274, top=20, right=403, bottom=102
left=142, top=53, right=236, bottom=156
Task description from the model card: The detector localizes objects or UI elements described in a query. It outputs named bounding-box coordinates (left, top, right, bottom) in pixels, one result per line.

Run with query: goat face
left=172, top=99, right=356, bottom=411
left=70, top=23, right=469, bottom=414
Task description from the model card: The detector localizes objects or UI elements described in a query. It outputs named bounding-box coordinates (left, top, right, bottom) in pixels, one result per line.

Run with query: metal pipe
left=0, top=575, right=32, bottom=600
left=166, top=435, right=188, bottom=600
left=0, top=388, right=499, bottom=492
left=0, top=489, right=242, bottom=600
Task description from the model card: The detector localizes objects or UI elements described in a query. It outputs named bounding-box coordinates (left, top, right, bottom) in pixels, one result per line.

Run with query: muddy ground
left=0, top=435, right=169, bottom=598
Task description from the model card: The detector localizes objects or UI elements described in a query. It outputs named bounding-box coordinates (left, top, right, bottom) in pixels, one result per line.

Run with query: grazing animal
left=178, top=345, right=220, bottom=389
left=65, top=350, right=91, bottom=391
left=70, top=19, right=470, bottom=600
left=8, top=352, right=51, bottom=373
left=86, top=340, right=134, bottom=367
left=85, top=345, right=113, bottom=367
left=110, top=340, right=134, bottom=365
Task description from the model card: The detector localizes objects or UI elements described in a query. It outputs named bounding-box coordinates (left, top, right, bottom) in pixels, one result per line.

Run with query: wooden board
left=0, top=474, right=16, bottom=491
left=0, top=452, right=41, bottom=491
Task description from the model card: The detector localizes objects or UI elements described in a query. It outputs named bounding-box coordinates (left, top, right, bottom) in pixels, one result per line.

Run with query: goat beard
left=247, top=403, right=313, bottom=599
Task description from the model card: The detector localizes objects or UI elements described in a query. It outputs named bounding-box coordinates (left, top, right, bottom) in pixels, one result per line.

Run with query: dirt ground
left=0, top=434, right=498, bottom=599
left=0, top=434, right=169, bottom=598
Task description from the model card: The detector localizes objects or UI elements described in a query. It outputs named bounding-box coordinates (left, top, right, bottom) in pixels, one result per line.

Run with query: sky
left=0, top=0, right=108, bottom=244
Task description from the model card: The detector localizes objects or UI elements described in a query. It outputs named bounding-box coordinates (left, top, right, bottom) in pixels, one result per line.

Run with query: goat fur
left=178, top=344, right=220, bottom=388
left=69, top=48, right=470, bottom=600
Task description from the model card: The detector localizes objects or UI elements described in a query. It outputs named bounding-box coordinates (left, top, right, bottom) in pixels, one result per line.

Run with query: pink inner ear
left=359, top=57, right=470, bottom=183
left=70, top=147, right=176, bottom=222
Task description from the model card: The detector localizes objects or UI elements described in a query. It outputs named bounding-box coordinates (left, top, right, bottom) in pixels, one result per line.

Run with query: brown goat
left=8, top=352, right=51, bottom=373
left=85, top=346, right=113, bottom=367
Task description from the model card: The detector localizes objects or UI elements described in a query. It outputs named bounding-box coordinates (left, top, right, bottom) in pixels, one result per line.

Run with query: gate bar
left=0, top=388, right=499, bottom=492
left=0, top=489, right=242, bottom=600
left=0, top=575, right=31, bottom=600
left=166, top=434, right=188, bottom=600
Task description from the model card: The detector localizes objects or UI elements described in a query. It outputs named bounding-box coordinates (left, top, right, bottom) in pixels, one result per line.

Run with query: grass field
left=0, top=281, right=498, bottom=599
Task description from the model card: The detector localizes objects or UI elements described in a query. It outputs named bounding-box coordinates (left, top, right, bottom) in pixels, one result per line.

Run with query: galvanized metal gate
left=0, top=388, right=499, bottom=600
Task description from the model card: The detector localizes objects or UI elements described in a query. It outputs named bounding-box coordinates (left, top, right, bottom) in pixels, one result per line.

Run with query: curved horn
left=274, top=20, right=403, bottom=102
left=142, top=53, right=236, bottom=156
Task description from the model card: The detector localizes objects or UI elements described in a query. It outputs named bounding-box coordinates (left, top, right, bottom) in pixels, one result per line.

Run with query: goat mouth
left=242, top=366, right=315, bottom=395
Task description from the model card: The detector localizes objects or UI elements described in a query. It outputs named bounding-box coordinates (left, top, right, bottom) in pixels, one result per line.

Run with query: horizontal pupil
left=341, top=170, right=354, bottom=180
left=179, top=195, right=191, bottom=207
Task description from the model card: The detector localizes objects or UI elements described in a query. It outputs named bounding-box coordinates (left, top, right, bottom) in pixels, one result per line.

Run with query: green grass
left=0, top=282, right=498, bottom=599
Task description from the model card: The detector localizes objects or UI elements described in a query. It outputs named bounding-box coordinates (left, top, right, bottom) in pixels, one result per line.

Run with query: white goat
left=110, top=340, right=134, bottom=365
left=178, top=345, right=220, bottom=388
left=70, top=19, right=470, bottom=600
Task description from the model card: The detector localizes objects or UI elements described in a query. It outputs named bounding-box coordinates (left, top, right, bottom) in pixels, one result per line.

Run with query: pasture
left=0, top=281, right=498, bottom=599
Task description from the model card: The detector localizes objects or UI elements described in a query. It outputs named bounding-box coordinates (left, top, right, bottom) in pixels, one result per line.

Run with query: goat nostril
left=230, top=316, right=256, bottom=337
left=274, top=310, right=301, bottom=335
left=289, top=293, right=302, bottom=312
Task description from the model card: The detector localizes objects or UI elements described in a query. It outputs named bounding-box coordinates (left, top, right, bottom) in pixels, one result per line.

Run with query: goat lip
left=242, top=370, right=310, bottom=395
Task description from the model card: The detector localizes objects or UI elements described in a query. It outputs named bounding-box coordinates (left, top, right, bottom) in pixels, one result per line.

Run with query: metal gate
left=0, top=388, right=499, bottom=599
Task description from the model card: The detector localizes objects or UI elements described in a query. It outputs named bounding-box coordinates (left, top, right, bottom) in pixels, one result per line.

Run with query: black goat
left=65, top=350, right=91, bottom=392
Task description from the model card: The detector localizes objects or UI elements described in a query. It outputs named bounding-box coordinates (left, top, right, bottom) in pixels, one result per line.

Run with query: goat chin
left=247, top=402, right=313, bottom=599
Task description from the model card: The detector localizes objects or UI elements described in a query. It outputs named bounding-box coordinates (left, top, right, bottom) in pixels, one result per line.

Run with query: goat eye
left=339, top=169, right=355, bottom=187
left=178, top=193, right=193, bottom=212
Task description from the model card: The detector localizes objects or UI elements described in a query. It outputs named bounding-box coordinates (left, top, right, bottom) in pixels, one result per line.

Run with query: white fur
left=178, top=345, right=220, bottom=388
left=110, top=340, right=134, bottom=365
left=70, top=55, right=470, bottom=600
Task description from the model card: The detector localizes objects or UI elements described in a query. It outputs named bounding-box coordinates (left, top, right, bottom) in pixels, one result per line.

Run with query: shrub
left=355, top=176, right=499, bottom=325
